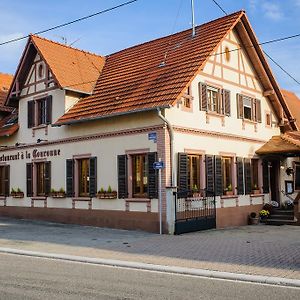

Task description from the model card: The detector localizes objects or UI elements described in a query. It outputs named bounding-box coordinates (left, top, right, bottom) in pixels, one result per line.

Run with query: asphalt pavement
left=0, top=253, right=299, bottom=300
left=0, top=217, right=299, bottom=284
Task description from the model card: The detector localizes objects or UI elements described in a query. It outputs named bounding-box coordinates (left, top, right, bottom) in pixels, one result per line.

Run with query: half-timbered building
left=0, top=11, right=299, bottom=233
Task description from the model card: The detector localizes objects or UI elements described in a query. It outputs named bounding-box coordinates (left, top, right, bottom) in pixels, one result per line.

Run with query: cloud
left=249, top=0, right=257, bottom=12
left=262, top=2, right=284, bottom=21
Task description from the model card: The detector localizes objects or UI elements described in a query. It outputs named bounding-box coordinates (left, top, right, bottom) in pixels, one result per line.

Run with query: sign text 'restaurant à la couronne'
left=0, top=149, right=61, bottom=162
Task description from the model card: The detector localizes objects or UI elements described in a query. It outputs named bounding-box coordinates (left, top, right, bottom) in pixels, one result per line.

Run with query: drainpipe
left=157, top=108, right=176, bottom=187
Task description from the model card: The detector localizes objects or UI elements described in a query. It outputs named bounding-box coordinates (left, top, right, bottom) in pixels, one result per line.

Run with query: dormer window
left=27, top=96, right=52, bottom=128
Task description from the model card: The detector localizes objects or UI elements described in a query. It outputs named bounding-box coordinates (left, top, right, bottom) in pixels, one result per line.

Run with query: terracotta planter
left=225, top=191, right=233, bottom=196
left=249, top=216, right=259, bottom=225
left=252, top=189, right=260, bottom=194
left=51, top=192, right=66, bottom=198
left=11, top=192, right=24, bottom=198
left=97, top=192, right=117, bottom=199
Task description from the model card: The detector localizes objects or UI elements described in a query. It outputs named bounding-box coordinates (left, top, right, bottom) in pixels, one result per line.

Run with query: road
left=0, top=253, right=298, bottom=300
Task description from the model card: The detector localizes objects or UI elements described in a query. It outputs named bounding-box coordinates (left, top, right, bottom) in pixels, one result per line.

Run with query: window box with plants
left=97, top=186, right=117, bottom=199
left=252, top=184, right=260, bottom=194
left=50, top=188, right=66, bottom=198
left=11, top=188, right=24, bottom=198
left=224, top=184, right=233, bottom=196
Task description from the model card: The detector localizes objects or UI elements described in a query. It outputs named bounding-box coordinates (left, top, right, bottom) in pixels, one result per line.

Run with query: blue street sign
left=148, top=132, right=157, bottom=143
left=153, top=161, right=164, bottom=169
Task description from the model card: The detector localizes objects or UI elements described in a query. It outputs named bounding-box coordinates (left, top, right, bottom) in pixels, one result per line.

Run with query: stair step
left=265, top=218, right=298, bottom=226
left=271, top=210, right=294, bottom=215
left=268, top=214, right=294, bottom=220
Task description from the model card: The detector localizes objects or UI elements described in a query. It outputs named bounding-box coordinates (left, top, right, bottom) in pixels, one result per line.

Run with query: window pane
left=187, top=155, right=200, bottom=191
left=132, top=154, right=147, bottom=197
left=36, top=162, right=45, bottom=196
left=251, top=159, right=259, bottom=189
left=295, top=164, right=300, bottom=190
left=79, top=159, right=90, bottom=197
left=222, top=157, right=232, bottom=194
left=0, top=167, right=4, bottom=196
left=207, top=87, right=219, bottom=113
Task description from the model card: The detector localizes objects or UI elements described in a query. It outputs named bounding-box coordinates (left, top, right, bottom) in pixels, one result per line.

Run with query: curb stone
left=0, top=247, right=299, bottom=288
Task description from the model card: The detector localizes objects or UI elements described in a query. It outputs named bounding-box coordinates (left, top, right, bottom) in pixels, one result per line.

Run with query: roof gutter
left=52, top=105, right=171, bottom=127
left=157, top=107, right=176, bottom=188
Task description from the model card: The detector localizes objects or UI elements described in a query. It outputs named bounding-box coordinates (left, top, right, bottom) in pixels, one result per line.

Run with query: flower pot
left=252, top=189, right=260, bottom=194
left=11, top=192, right=24, bottom=198
left=225, top=191, right=233, bottom=196
left=249, top=216, right=259, bottom=225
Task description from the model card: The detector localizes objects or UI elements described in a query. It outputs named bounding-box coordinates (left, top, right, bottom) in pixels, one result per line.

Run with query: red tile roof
left=0, top=111, right=19, bottom=137
left=0, top=73, right=13, bottom=111
left=55, top=11, right=244, bottom=125
left=31, top=35, right=105, bottom=94
left=281, top=89, right=300, bottom=129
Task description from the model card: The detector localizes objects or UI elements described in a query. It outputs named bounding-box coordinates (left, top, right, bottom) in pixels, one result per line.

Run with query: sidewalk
left=0, top=217, right=299, bottom=280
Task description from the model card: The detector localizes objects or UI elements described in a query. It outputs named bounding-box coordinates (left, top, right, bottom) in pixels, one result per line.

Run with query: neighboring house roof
left=281, top=89, right=300, bottom=129
left=30, top=35, right=105, bottom=94
left=6, top=35, right=105, bottom=104
left=256, top=131, right=300, bottom=155
left=0, top=73, right=14, bottom=112
left=54, top=11, right=297, bottom=129
left=0, top=111, right=19, bottom=137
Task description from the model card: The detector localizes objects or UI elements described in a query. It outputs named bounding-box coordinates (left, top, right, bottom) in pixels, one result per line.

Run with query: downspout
left=157, top=108, right=176, bottom=187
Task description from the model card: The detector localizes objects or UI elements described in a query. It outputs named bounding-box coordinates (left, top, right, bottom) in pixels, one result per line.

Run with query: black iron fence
left=174, top=189, right=216, bottom=234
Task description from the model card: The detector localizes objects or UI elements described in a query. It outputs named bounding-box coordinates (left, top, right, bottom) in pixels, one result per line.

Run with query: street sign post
left=153, top=160, right=164, bottom=234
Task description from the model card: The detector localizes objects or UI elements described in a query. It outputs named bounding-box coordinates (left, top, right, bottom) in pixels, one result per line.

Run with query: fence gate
left=174, top=190, right=216, bottom=234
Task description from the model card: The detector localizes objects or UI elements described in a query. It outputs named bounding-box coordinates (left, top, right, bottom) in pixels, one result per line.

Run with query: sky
left=0, top=0, right=300, bottom=96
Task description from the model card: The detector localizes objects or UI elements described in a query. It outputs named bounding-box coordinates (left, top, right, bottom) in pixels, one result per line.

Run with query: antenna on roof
left=191, top=0, right=196, bottom=37
left=54, top=35, right=67, bottom=45
left=69, top=37, right=81, bottom=47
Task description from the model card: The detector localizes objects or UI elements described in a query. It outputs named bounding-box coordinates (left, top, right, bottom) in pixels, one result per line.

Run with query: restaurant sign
left=0, top=149, right=61, bottom=162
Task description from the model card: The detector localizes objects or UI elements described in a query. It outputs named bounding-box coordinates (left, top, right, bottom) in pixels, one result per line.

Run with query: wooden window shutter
left=262, top=160, right=269, bottom=193
left=244, top=158, right=252, bottom=194
left=236, top=94, right=244, bottom=119
left=148, top=152, right=158, bottom=199
left=89, top=157, right=97, bottom=197
left=256, top=99, right=262, bottom=123
left=199, top=82, right=208, bottom=111
left=26, top=163, right=33, bottom=197
left=66, top=159, right=74, bottom=197
left=46, top=95, right=52, bottom=125
left=178, top=153, right=188, bottom=191
left=27, top=100, right=34, bottom=128
left=205, top=155, right=214, bottom=194
left=236, top=157, right=244, bottom=195
left=4, top=165, right=10, bottom=197
left=117, top=155, right=128, bottom=198
left=44, top=161, right=51, bottom=196
left=223, top=89, right=231, bottom=116
left=214, top=156, right=223, bottom=196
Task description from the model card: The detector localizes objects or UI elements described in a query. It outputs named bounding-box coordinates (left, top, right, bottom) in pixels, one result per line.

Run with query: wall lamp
left=37, top=139, right=48, bottom=144
left=286, top=167, right=294, bottom=176
left=15, top=142, right=26, bottom=147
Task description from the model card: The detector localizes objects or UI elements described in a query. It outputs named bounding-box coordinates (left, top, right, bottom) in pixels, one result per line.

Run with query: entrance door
left=269, top=160, right=279, bottom=204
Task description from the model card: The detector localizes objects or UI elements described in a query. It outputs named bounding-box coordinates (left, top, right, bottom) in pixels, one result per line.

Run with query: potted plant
left=259, top=209, right=270, bottom=220
left=11, top=187, right=24, bottom=198
left=249, top=212, right=259, bottom=225
left=225, top=184, right=233, bottom=196
left=105, top=185, right=117, bottom=199
left=252, top=184, right=260, bottom=194
left=97, top=187, right=106, bottom=199
left=50, top=188, right=66, bottom=198
left=192, top=184, right=201, bottom=197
